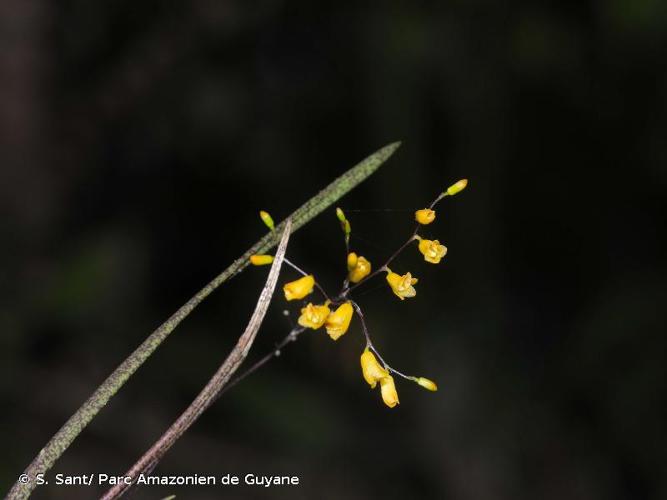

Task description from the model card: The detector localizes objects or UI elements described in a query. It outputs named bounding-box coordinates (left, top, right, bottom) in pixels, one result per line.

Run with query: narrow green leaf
left=7, top=141, right=400, bottom=499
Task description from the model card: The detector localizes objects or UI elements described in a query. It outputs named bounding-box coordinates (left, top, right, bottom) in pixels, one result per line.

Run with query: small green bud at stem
left=259, top=210, right=275, bottom=231
left=416, top=377, right=438, bottom=391
left=336, top=207, right=346, bottom=222
left=446, top=179, right=468, bottom=196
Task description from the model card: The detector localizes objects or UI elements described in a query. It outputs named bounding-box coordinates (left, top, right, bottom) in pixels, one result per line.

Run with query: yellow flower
left=249, top=254, right=274, bottom=266
left=298, top=302, right=331, bottom=330
left=348, top=254, right=372, bottom=283
left=283, top=275, right=315, bottom=301
left=415, top=208, right=436, bottom=225
left=380, top=375, right=400, bottom=408
left=386, top=271, right=418, bottom=300
left=360, top=349, right=388, bottom=389
left=416, top=377, right=438, bottom=391
left=418, top=239, right=448, bottom=264
left=325, top=302, right=354, bottom=340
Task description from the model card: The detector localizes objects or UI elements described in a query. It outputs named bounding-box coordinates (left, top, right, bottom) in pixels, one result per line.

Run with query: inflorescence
left=249, top=178, right=468, bottom=408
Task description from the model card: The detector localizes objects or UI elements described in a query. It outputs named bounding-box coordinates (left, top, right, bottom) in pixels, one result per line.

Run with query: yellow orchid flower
left=283, top=275, right=315, bottom=301
left=297, top=302, right=331, bottom=330
left=418, top=239, right=448, bottom=264
left=325, top=302, right=354, bottom=340
left=348, top=253, right=371, bottom=283
left=385, top=270, right=418, bottom=300
left=415, top=208, right=436, bottom=225
left=380, top=375, right=400, bottom=408
left=360, top=349, right=389, bottom=389
left=249, top=254, right=274, bottom=266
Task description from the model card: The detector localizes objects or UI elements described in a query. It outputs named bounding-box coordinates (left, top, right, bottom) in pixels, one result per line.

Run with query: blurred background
left=2, top=1, right=666, bottom=499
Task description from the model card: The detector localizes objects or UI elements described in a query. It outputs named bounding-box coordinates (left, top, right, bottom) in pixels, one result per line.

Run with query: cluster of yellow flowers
left=250, top=178, right=468, bottom=408
left=281, top=275, right=356, bottom=341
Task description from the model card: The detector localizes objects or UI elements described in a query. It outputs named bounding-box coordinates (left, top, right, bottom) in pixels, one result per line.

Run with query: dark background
left=2, top=2, right=666, bottom=499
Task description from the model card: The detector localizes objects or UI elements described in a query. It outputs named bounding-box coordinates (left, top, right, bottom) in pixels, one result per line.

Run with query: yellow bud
left=415, top=208, right=436, bottom=225
left=360, top=349, right=388, bottom=389
left=347, top=252, right=358, bottom=271
left=348, top=255, right=371, bottom=283
left=325, top=302, right=354, bottom=340
left=249, top=254, right=274, bottom=266
left=259, top=210, right=275, bottom=230
left=283, top=275, right=315, bottom=301
left=416, top=377, right=438, bottom=391
left=343, top=219, right=351, bottom=235
left=380, top=375, right=400, bottom=408
left=336, top=207, right=346, bottom=222
left=297, top=303, right=331, bottom=330
left=446, top=179, right=468, bottom=196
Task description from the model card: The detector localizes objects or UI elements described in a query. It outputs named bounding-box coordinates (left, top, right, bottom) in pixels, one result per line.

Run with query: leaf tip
left=383, top=141, right=402, bottom=156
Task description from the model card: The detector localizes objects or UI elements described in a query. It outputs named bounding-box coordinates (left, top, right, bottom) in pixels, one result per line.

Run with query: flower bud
left=249, top=254, right=274, bottom=266
left=336, top=207, right=346, bottom=222
left=283, top=275, right=315, bottom=301
left=416, top=377, right=438, bottom=392
left=259, top=210, right=275, bottom=230
left=347, top=252, right=358, bottom=271
left=446, top=179, right=468, bottom=196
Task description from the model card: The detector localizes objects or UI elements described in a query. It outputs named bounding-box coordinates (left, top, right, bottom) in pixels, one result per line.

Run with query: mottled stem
left=101, top=220, right=291, bottom=499
left=6, top=142, right=400, bottom=499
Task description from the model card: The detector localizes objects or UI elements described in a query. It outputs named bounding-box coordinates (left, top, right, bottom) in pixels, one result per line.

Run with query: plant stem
left=213, top=325, right=307, bottom=403
left=347, top=187, right=446, bottom=293
left=101, top=220, right=292, bottom=499
left=7, top=142, right=401, bottom=500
